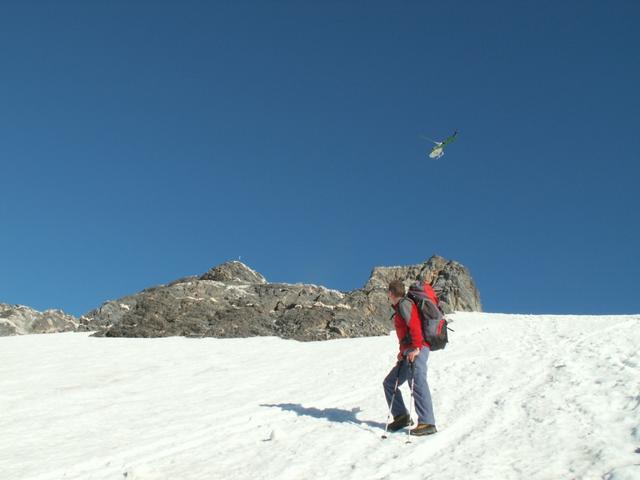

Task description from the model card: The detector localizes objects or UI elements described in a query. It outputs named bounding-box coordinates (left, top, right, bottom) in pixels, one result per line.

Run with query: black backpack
left=406, top=282, right=450, bottom=351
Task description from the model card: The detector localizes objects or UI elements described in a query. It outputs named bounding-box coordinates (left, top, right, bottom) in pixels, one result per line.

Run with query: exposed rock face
left=199, top=261, right=267, bottom=285
left=364, top=255, right=482, bottom=313
left=87, top=280, right=373, bottom=341
left=83, top=256, right=481, bottom=341
left=0, top=304, right=78, bottom=336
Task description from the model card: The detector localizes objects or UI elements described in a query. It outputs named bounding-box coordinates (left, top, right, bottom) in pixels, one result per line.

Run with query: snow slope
left=1, top=313, right=639, bottom=480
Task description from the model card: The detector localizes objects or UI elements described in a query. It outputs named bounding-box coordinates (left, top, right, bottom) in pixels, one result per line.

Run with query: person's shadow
left=260, top=403, right=386, bottom=430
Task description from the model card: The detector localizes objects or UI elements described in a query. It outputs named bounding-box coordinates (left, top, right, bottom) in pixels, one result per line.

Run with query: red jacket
left=393, top=297, right=429, bottom=353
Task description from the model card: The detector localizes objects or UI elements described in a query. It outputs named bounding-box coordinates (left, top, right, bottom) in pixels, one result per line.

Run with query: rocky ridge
left=83, top=256, right=481, bottom=341
left=0, top=304, right=79, bottom=336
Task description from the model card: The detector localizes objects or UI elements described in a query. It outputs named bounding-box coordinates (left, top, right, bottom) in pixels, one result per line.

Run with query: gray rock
left=0, top=304, right=78, bottom=336
left=364, top=255, right=482, bottom=313
left=199, top=261, right=267, bottom=284
left=84, top=256, right=481, bottom=341
left=79, top=294, right=139, bottom=330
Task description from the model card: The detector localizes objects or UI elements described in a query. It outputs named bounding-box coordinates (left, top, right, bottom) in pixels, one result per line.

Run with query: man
left=383, top=280, right=437, bottom=435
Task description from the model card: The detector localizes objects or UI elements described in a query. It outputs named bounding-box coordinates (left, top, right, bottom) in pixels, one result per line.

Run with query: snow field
left=1, top=313, right=639, bottom=480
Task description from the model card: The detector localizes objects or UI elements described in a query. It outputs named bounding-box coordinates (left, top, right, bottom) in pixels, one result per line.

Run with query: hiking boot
left=409, top=423, right=437, bottom=436
left=387, top=414, right=413, bottom=432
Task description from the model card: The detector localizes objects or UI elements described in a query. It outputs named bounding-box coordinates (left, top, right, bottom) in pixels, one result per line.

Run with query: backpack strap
left=397, top=297, right=413, bottom=326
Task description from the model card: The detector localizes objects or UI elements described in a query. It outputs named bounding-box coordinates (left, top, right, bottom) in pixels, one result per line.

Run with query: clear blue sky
left=1, top=1, right=639, bottom=316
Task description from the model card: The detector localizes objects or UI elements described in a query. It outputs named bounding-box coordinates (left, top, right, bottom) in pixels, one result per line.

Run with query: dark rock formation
left=0, top=304, right=78, bottom=336
left=364, top=255, right=482, bottom=312
left=199, top=261, right=267, bottom=284
left=83, top=256, right=481, bottom=341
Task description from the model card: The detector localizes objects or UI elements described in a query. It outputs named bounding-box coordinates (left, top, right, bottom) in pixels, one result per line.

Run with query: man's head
left=388, top=280, right=406, bottom=305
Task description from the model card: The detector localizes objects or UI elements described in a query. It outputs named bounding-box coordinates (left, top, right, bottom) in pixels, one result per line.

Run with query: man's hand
left=406, top=348, right=420, bottom=363
left=397, top=351, right=404, bottom=362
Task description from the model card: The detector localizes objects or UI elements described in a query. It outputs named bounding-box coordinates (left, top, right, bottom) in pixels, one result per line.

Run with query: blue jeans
left=383, top=348, right=436, bottom=425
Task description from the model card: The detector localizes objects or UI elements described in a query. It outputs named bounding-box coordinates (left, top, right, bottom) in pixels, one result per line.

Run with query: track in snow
left=1, top=313, right=639, bottom=480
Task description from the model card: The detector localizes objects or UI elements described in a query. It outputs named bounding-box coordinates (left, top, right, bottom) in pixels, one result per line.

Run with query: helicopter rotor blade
left=420, top=135, right=439, bottom=145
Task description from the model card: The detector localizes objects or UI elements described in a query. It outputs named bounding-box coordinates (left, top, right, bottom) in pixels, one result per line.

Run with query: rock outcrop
left=83, top=257, right=481, bottom=341
left=0, top=304, right=78, bottom=336
left=199, top=262, right=267, bottom=284
left=364, top=255, right=481, bottom=312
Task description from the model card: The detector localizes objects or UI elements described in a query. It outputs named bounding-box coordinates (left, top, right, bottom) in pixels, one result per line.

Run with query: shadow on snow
left=261, top=403, right=386, bottom=430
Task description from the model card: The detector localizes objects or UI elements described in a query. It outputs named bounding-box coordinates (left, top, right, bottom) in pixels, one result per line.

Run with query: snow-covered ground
left=1, top=313, right=639, bottom=480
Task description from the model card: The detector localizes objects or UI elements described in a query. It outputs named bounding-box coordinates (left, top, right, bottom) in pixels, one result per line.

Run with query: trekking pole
left=381, top=360, right=402, bottom=439
left=406, top=361, right=416, bottom=443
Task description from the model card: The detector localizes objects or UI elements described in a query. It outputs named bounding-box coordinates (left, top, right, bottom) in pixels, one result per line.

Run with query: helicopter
left=422, top=130, right=458, bottom=159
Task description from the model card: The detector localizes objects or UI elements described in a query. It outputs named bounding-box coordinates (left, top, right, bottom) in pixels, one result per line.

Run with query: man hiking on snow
left=383, top=280, right=437, bottom=435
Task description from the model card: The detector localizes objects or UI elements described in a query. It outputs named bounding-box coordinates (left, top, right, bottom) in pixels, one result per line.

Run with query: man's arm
left=398, top=299, right=422, bottom=358
left=398, top=299, right=412, bottom=325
